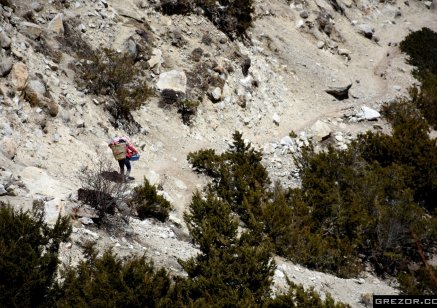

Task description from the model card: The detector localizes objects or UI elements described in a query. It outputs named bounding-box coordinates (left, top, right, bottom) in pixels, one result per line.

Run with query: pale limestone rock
left=0, top=57, right=12, bottom=77
left=48, top=13, right=64, bottom=35
left=44, top=198, right=66, bottom=225
left=156, top=70, right=187, bottom=99
left=0, top=184, right=7, bottom=196
left=0, top=31, right=11, bottom=49
left=19, top=167, right=70, bottom=198
left=310, top=120, right=331, bottom=142
left=1, top=137, right=17, bottom=159
left=18, top=22, right=46, bottom=40
left=273, top=113, right=280, bottom=125
left=148, top=48, right=163, bottom=74
left=358, top=106, right=380, bottom=121
left=11, top=62, right=29, bottom=91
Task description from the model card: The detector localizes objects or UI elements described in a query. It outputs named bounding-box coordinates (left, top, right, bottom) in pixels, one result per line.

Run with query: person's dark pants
left=118, top=158, right=131, bottom=174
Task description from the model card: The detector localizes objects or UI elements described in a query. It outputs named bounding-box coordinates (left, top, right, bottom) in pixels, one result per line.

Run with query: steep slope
left=1, top=0, right=436, bottom=306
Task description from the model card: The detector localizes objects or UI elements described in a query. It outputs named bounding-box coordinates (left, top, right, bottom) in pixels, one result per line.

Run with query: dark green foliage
left=0, top=0, right=11, bottom=7
left=0, top=201, right=71, bottom=307
left=400, top=28, right=437, bottom=129
left=268, top=282, right=349, bottom=308
left=180, top=191, right=275, bottom=306
left=400, top=27, right=437, bottom=76
left=397, top=265, right=437, bottom=295
left=128, top=177, right=172, bottom=222
left=78, top=48, right=153, bottom=114
left=188, top=131, right=270, bottom=224
left=56, top=243, right=175, bottom=307
left=360, top=101, right=437, bottom=213
left=177, top=99, right=200, bottom=126
left=159, top=0, right=254, bottom=39
left=410, top=73, right=437, bottom=129
left=285, top=101, right=437, bottom=289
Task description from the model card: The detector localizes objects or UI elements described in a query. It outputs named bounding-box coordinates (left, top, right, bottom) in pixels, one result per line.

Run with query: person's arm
left=128, top=144, right=138, bottom=154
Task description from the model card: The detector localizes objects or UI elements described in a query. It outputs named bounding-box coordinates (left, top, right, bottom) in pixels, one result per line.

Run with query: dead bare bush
left=77, top=158, right=130, bottom=225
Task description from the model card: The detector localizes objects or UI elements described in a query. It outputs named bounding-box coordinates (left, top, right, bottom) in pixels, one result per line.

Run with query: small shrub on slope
left=128, top=177, right=172, bottom=222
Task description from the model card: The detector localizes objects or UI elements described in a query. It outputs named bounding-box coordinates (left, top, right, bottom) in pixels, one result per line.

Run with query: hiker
left=109, top=137, right=139, bottom=179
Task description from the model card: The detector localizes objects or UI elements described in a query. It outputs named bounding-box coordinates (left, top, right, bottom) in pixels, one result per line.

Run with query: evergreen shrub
left=128, top=178, right=172, bottom=222
left=0, top=201, right=71, bottom=307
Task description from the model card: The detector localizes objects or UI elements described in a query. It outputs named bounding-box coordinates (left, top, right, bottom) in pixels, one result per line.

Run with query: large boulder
left=24, top=78, right=59, bottom=116
left=19, top=167, right=70, bottom=198
left=357, top=106, right=380, bottom=121
left=156, top=70, right=187, bottom=101
left=310, top=120, right=332, bottom=142
left=0, top=137, right=17, bottom=159
left=44, top=198, right=66, bottom=225
left=357, top=24, right=374, bottom=39
left=18, top=22, right=46, bottom=40
left=25, top=78, right=47, bottom=105
left=325, top=83, right=352, bottom=100
left=0, top=31, right=12, bottom=49
left=11, top=62, right=29, bottom=91
left=47, top=13, right=64, bottom=35
left=0, top=57, right=13, bottom=77
left=124, top=38, right=138, bottom=60
left=148, top=48, right=163, bottom=74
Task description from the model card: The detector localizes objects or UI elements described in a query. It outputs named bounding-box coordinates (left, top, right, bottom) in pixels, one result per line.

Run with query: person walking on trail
left=109, top=137, right=139, bottom=179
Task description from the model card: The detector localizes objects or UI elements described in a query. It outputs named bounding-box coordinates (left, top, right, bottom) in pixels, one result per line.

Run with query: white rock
left=79, top=217, right=94, bottom=225
left=147, top=170, right=160, bottom=185
left=317, top=41, right=325, bottom=49
left=19, top=167, right=70, bottom=198
left=275, top=269, right=285, bottom=279
left=338, top=48, right=351, bottom=57
left=358, top=106, right=381, bottom=120
left=1, top=137, right=17, bottom=159
left=156, top=70, right=187, bottom=96
left=335, top=135, right=344, bottom=142
left=44, top=198, right=65, bottom=225
left=47, top=13, right=64, bottom=35
left=211, top=87, right=222, bottom=101
left=310, top=120, right=331, bottom=142
left=53, top=133, right=60, bottom=142
left=83, top=229, right=99, bottom=240
left=148, top=48, right=163, bottom=74
left=296, top=19, right=305, bottom=28
left=0, top=184, right=7, bottom=196
left=174, top=178, right=187, bottom=190
left=273, top=113, right=280, bottom=125
left=280, top=136, right=293, bottom=147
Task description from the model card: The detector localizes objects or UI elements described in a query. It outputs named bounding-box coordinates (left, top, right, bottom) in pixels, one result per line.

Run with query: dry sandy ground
left=1, top=0, right=436, bottom=306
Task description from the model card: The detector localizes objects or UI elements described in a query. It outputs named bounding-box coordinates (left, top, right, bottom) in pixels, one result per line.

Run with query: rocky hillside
left=1, top=0, right=436, bottom=306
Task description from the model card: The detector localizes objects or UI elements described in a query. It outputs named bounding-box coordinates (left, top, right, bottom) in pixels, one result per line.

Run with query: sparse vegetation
left=77, top=48, right=153, bottom=114
left=128, top=178, right=172, bottom=222
left=77, top=159, right=129, bottom=224
left=159, top=0, right=254, bottom=39
left=177, top=99, right=200, bottom=125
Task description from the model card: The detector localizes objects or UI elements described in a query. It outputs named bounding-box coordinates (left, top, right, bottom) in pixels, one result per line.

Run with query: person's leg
left=118, top=159, right=125, bottom=175
left=125, top=158, right=131, bottom=177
